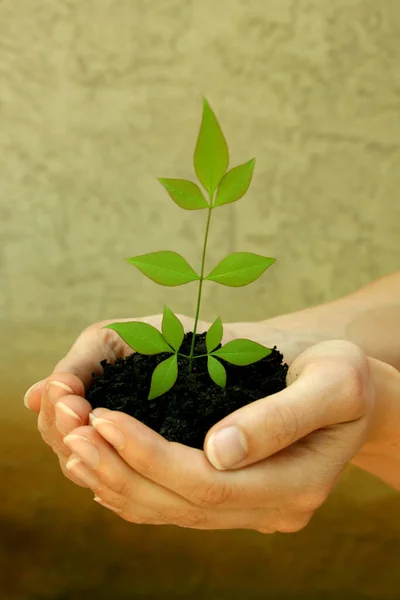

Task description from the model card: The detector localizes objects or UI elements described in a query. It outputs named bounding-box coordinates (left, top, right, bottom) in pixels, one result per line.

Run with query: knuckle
left=191, top=480, right=233, bottom=508
left=108, top=475, right=133, bottom=499
left=113, top=493, right=131, bottom=514
left=79, top=321, right=125, bottom=358
left=311, top=356, right=368, bottom=419
left=336, top=361, right=364, bottom=395
left=133, top=443, right=162, bottom=480
left=322, top=360, right=368, bottom=420
left=333, top=340, right=366, bottom=361
left=96, top=325, right=123, bottom=355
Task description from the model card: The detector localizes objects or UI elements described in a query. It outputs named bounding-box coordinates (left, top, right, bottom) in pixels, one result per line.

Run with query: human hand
left=24, top=315, right=213, bottom=487
left=38, top=337, right=381, bottom=532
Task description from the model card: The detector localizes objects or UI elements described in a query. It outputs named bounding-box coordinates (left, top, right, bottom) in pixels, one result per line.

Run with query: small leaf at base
left=162, top=306, right=184, bottom=351
left=206, top=317, right=223, bottom=353
left=104, top=321, right=172, bottom=355
left=127, top=251, right=200, bottom=286
left=212, top=339, right=271, bottom=365
left=148, top=354, right=178, bottom=400
left=207, top=355, right=227, bottom=388
left=158, top=178, right=209, bottom=210
left=205, top=252, right=275, bottom=287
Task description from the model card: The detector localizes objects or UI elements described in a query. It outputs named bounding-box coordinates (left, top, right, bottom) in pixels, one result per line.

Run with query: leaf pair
left=204, top=317, right=271, bottom=388
left=158, top=158, right=255, bottom=211
left=105, top=307, right=184, bottom=400
left=127, top=251, right=275, bottom=287
left=205, top=316, right=271, bottom=387
left=105, top=313, right=272, bottom=399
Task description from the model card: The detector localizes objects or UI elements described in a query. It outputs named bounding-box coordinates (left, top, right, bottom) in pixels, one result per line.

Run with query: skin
left=24, top=273, right=400, bottom=533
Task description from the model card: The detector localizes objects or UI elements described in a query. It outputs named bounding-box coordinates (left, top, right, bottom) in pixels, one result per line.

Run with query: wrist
left=351, top=358, right=400, bottom=489
left=358, top=358, right=400, bottom=449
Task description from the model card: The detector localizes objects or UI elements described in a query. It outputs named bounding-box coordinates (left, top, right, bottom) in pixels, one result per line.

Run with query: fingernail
left=64, top=434, right=100, bottom=469
left=55, top=402, right=82, bottom=435
left=90, top=416, right=125, bottom=450
left=48, top=381, right=74, bottom=404
left=23, top=381, right=42, bottom=409
left=93, top=496, right=122, bottom=513
left=206, top=426, right=248, bottom=470
left=66, top=456, right=82, bottom=470
left=66, top=456, right=100, bottom=489
left=90, top=408, right=109, bottom=419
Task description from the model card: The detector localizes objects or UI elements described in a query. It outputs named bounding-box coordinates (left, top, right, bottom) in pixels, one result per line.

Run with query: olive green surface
left=1, top=1, right=399, bottom=598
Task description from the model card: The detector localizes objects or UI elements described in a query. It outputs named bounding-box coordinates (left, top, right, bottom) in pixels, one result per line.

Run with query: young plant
left=105, top=98, right=275, bottom=400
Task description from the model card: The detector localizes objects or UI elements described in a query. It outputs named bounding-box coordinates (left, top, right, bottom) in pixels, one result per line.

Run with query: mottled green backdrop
left=1, top=1, right=399, bottom=599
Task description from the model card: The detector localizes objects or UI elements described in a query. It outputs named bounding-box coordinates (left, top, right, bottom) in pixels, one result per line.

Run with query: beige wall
left=1, top=1, right=400, bottom=598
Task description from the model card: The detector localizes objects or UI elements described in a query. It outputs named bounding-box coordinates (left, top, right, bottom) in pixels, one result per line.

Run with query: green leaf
left=206, top=317, right=223, bottom=353
left=207, top=355, right=227, bottom=388
left=214, top=158, right=255, bottom=208
left=212, top=339, right=272, bottom=366
left=162, top=306, right=184, bottom=351
left=158, top=178, right=209, bottom=210
left=127, top=251, right=200, bottom=286
left=205, top=252, right=275, bottom=287
left=104, top=321, right=172, bottom=354
left=148, top=355, right=178, bottom=400
left=194, top=98, right=229, bottom=196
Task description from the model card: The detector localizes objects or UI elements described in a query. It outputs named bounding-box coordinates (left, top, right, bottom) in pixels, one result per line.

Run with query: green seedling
left=105, top=98, right=275, bottom=400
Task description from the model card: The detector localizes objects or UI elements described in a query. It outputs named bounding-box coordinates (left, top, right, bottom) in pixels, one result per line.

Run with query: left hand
left=59, top=339, right=377, bottom=533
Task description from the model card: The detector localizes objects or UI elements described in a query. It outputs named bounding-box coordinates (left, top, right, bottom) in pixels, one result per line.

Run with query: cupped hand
left=26, top=321, right=380, bottom=531
left=24, top=315, right=212, bottom=487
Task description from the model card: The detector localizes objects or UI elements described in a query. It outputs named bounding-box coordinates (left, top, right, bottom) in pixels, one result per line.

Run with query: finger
left=27, top=314, right=202, bottom=413
left=24, top=321, right=131, bottom=413
left=204, top=340, right=371, bottom=470
left=63, top=425, right=263, bottom=530
left=52, top=315, right=183, bottom=388
left=88, top=408, right=307, bottom=510
left=54, top=395, right=92, bottom=436
left=25, top=319, right=135, bottom=415
left=24, top=379, right=47, bottom=412
left=37, top=375, right=85, bottom=456
left=52, top=320, right=135, bottom=388
left=59, top=454, right=93, bottom=489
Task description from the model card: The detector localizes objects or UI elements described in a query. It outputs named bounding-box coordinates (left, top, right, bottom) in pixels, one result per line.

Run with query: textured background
left=1, top=0, right=399, bottom=599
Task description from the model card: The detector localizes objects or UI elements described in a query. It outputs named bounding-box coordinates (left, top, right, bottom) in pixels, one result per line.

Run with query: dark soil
left=87, top=332, right=288, bottom=450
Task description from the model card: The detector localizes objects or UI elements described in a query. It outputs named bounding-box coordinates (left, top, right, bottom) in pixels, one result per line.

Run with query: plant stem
left=178, top=352, right=208, bottom=359
left=188, top=196, right=213, bottom=371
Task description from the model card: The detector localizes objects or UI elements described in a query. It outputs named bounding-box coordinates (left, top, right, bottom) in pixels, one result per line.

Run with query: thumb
left=204, top=340, right=370, bottom=470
